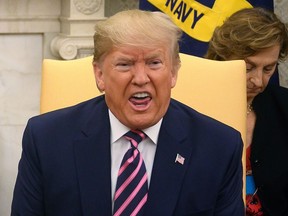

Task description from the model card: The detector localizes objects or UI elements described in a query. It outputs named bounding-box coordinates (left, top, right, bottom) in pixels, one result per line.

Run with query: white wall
left=275, top=0, right=288, bottom=87
left=0, top=0, right=60, bottom=214
left=0, top=34, right=42, bottom=216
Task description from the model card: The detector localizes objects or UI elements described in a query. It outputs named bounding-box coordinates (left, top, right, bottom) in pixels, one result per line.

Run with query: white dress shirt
left=109, top=110, right=162, bottom=203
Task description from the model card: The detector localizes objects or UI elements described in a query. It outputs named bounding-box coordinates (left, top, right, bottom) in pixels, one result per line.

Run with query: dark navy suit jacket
left=251, top=85, right=288, bottom=215
left=12, top=95, right=244, bottom=215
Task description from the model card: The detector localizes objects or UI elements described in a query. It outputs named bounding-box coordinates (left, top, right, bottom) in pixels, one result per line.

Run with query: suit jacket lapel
left=145, top=105, right=195, bottom=216
left=72, top=97, right=196, bottom=216
left=74, top=99, right=113, bottom=216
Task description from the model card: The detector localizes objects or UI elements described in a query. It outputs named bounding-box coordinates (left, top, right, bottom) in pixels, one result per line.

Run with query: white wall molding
left=73, top=0, right=103, bottom=15
left=50, top=0, right=105, bottom=59
left=0, top=16, right=60, bottom=33
left=50, top=35, right=94, bottom=60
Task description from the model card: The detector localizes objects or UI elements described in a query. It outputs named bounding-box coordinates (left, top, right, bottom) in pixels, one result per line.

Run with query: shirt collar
left=109, top=110, right=162, bottom=145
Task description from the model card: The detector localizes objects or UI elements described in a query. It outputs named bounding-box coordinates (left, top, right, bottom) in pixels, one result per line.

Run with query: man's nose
left=132, top=66, right=150, bottom=85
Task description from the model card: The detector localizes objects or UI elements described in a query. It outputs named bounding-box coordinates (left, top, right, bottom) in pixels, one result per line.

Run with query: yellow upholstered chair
left=40, top=56, right=98, bottom=113
left=41, top=53, right=246, bottom=141
left=40, top=54, right=246, bottom=196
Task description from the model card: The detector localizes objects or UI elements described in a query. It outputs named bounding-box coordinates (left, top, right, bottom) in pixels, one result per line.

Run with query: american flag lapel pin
left=175, top=153, right=185, bottom=165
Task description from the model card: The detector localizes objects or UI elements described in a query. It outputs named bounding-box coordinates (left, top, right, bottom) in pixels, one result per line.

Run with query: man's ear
left=171, top=70, right=178, bottom=89
left=93, top=62, right=105, bottom=92
left=171, top=58, right=180, bottom=88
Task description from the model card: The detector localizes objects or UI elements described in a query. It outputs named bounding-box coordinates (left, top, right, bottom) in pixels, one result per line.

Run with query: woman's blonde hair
left=205, top=7, right=288, bottom=61
left=93, top=9, right=182, bottom=67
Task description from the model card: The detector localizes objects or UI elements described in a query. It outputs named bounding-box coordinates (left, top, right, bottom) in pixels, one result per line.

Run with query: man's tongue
left=130, top=97, right=150, bottom=106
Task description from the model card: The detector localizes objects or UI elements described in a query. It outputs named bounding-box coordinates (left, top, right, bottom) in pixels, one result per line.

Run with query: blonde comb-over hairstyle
left=93, top=9, right=182, bottom=70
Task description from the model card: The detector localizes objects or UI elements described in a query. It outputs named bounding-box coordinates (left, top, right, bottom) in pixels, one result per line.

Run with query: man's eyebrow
left=145, top=52, right=164, bottom=60
left=114, top=55, right=134, bottom=61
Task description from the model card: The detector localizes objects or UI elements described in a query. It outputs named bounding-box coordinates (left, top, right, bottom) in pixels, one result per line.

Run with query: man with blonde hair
left=12, top=9, right=244, bottom=215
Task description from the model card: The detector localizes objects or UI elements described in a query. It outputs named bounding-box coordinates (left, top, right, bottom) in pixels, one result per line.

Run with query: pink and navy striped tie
left=113, top=130, right=148, bottom=216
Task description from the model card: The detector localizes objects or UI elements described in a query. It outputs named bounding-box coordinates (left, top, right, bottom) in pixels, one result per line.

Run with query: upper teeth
left=133, top=92, right=149, bottom=98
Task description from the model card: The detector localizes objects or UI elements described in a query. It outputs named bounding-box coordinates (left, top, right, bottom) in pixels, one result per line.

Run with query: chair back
left=41, top=54, right=246, bottom=193
left=41, top=54, right=246, bottom=141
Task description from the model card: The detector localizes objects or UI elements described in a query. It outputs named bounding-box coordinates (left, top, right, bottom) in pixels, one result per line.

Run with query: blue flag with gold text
left=140, top=0, right=273, bottom=56
left=139, top=0, right=277, bottom=83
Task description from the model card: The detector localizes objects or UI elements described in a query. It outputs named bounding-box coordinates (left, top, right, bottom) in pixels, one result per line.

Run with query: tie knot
left=124, top=130, right=146, bottom=148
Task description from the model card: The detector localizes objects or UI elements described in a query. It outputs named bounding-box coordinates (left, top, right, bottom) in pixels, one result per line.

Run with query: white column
left=274, top=0, right=288, bottom=88
left=50, top=0, right=105, bottom=60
